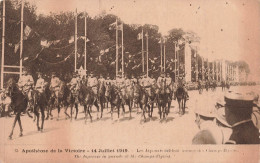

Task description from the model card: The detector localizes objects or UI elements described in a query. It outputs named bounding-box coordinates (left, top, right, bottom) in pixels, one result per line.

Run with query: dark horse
left=175, top=86, right=187, bottom=115
left=98, top=82, right=106, bottom=118
left=157, top=86, right=169, bottom=120
left=78, top=83, right=98, bottom=123
left=47, top=82, right=71, bottom=121
left=107, top=84, right=123, bottom=120
left=31, top=87, right=49, bottom=132
left=64, top=83, right=79, bottom=120
left=133, top=84, right=149, bottom=121
left=145, top=85, right=157, bottom=118
left=121, top=85, right=134, bottom=118
left=6, top=78, right=28, bottom=139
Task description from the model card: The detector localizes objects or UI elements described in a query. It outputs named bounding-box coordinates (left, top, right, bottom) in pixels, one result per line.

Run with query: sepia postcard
left=0, top=0, right=259, bottom=162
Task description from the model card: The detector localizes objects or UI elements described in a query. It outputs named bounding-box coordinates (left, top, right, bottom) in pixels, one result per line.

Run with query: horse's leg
left=94, top=100, right=99, bottom=119
left=143, top=104, right=147, bottom=121
left=16, top=113, right=23, bottom=137
left=147, top=104, right=151, bottom=118
left=117, top=103, right=120, bottom=119
left=40, top=106, right=45, bottom=131
left=9, top=113, right=19, bottom=139
left=75, top=103, right=78, bottom=120
left=34, top=107, right=40, bottom=131
left=151, top=102, right=154, bottom=118
left=87, top=105, right=92, bottom=122
left=110, top=105, right=114, bottom=120
left=84, top=105, right=87, bottom=124
left=100, top=98, right=104, bottom=119
left=57, top=105, right=60, bottom=121
left=129, top=100, right=132, bottom=118
left=122, top=103, right=125, bottom=117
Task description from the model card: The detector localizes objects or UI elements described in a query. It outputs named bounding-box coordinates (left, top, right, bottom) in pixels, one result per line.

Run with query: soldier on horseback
left=50, top=72, right=62, bottom=99
left=131, top=74, right=137, bottom=86
left=157, top=72, right=166, bottom=94
left=35, top=72, right=48, bottom=94
left=68, top=72, right=81, bottom=103
left=87, top=72, right=98, bottom=101
left=165, top=73, right=173, bottom=101
left=98, top=74, right=105, bottom=87
left=174, top=76, right=189, bottom=100
left=18, top=68, right=34, bottom=114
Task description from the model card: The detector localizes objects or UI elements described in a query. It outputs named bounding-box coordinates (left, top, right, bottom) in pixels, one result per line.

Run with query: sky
left=26, top=0, right=260, bottom=78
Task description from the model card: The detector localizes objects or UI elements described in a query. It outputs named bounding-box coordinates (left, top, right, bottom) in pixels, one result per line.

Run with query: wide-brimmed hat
left=194, top=100, right=215, bottom=118
left=224, top=90, right=255, bottom=109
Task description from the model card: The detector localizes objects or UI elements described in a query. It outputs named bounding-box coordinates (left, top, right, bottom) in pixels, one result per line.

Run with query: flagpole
left=146, top=32, right=148, bottom=77
left=160, top=38, right=162, bottom=72
left=121, top=23, right=124, bottom=77
left=74, top=8, right=77, bottom=72
left=1, top=0, right=5, bottom=89
left=84, top=13, right=87, bottom=73
left=163, top=39, right=166, bottom=72
left=142, top=27, right=144, bottom=73
left=116, top=19, right=118, bottom=77
left=174, top=42, right=177, bottom=81
left=19, top=0, right=24, bottom=76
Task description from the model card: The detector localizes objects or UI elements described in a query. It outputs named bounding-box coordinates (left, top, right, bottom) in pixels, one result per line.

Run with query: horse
left=145, top=84, right=157, bottom=118
left=78, top=83, right=96, bottom=123
left=133, top=84, right=149, bottom=121
left=31, top=86, right=48, bottom=131
left=97, top=82, right=106, bottom=118
left=198, top=81, right=203, bottom=94
left=5, top=78, right=28, bottom=139
left=156, top=85, right=169, bottom=120
left=175, top=86, right=187, bottom=115
left=105, top=83, right=111, bottom=109
left=108, top=85, right=123, bottom=120
left=205, top=81, right=209, bottom=91
left=64, top=83, right=79, bottom=120
left=48, top=81, right=70, bottom=121
left=121, top=84, right=134, bottom=118
left=221, top=81, right=225, bottom=91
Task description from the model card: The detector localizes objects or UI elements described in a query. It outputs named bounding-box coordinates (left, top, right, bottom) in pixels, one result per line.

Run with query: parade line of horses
left=1, top=78, right=225, bottom=139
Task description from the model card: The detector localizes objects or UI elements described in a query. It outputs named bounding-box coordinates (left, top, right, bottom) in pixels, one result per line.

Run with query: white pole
left=142, top=27, right=144, bottom=73
left=174, top=42, right=177, bottom=81
left=160, top=38, right=162, bottom=72
left=146, top=32, right=148, bottom=77
left=116, top=19, right=118, bottom=77
left=19, top=0, right=24, bottom=76
left=164, top=40, right=166, bottom=72
left=74, top=8, right=77, bottom=72
left=84, top=13, right=87, bottom=73
left=121, top=23, right=124, bottom=77
left=1, top=0, right=5, bottom=89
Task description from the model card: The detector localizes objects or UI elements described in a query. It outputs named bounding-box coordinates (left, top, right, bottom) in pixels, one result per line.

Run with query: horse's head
left=5, top=78, right=17, bottom=97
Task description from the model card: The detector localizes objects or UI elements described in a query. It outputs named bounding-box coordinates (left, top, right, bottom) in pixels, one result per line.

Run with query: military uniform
left=98, top=76, right=105, bottom=87
left=18, top=73, right=34, bottom=100
left=50, top=74, right=62, bottom=98
left=35, top=76, right=47, bottom=93
left=87, top=75, right=98, bottom=95
left=157, top=75, right=166, bottom=94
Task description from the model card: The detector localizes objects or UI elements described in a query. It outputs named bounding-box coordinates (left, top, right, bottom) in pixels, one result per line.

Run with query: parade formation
left=0, top=0, right=259, bottom=145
